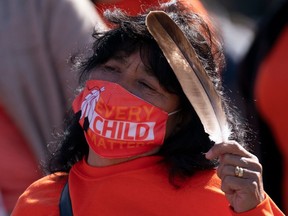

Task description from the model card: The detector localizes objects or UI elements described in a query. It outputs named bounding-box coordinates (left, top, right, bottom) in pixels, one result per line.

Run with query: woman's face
left=89, top=50, right=181, bottom=139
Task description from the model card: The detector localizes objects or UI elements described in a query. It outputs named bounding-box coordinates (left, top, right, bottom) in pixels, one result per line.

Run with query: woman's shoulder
left=24, top=172, right=69, bottom=194
left=184, top=169, right=221, bottom=189
left=11, top=172, right=68, bottom=216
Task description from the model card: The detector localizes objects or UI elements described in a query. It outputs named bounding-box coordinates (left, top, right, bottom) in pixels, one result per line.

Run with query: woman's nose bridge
left=113, top=55, right=142, bottom=94
left=114, top=72, right=135, bottom=94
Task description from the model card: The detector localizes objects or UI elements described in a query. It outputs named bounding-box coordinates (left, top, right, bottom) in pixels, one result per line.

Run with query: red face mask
left=72, top=80, right=169, bottom=158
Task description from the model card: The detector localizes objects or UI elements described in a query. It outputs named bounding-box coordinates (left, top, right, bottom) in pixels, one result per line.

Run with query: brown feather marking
left=146, top=11, right=230, bottom=143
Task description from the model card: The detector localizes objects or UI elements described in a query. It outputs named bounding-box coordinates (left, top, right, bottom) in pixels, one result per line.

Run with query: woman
left=12, top=1, right=283, bottom=215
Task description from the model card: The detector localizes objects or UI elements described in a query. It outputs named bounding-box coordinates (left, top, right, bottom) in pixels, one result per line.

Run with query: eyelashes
left=101, top=65, right=120, bottom=73
left=137, top=80, right=156, bottom=92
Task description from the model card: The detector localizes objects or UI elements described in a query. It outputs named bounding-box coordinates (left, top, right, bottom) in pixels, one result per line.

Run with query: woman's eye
left=102, top=65, right=117, bottom=73
left=138, top=81, right=156, bottom=91
left=96, top=62, right=120, bottom=74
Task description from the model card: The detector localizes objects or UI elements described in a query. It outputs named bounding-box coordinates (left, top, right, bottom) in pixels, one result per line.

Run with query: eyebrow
left=110, top=52, right=155, bottom=76
left=110, top=53, right=128, bottom=65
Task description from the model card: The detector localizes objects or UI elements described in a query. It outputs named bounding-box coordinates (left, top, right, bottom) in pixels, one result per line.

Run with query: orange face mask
left=72, top=80, right=169, bottom=158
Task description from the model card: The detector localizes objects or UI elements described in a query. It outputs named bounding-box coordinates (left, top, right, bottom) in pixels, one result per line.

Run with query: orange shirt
left=12, top=156, right=283, bottom=215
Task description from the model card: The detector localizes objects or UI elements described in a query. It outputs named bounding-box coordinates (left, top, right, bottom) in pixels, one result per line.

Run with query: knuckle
left=240, top=157, right=249, bottom=166
left=250, top=154, right=259, bottom=162
left=256, top=163, right=262, bottom=173
left=249, top=181, right=259, bottom=191
left=231, top=142, right=242, bottom=152
left=252, top=161, right=262, bottom=173
left=249, top=170, right=262, bottom=181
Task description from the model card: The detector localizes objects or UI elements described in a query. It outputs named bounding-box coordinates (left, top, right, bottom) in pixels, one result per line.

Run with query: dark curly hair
left=45, top=0, right=248, bottom=186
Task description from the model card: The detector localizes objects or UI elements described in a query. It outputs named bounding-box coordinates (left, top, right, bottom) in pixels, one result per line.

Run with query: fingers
left=217, top=164, right=262, bottom=181
left=220, top=175, right=263, bottom=204
left=205, top=141, right=262, bottom=181
left=204, top=140, right=265, bottom=212
left=216, top=154, right=262, bottom=177
left=205, top=140, right=255, bottom=160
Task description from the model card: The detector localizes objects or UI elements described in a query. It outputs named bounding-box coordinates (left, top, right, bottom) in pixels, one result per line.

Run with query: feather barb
left=145, top=11, right=230, bottom=143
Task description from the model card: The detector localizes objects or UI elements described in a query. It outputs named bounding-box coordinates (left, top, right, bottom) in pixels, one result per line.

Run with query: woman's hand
left=205, top=140, right=265, bottom=213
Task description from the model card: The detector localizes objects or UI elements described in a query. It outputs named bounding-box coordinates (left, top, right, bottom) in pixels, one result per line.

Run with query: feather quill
left=145, top=11, right=230, bottom=143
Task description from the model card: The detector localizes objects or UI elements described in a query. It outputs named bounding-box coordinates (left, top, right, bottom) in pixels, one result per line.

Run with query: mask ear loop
left=167, top=109, right=183, bottom=137
left=168, top=109, right=181, bottom=116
